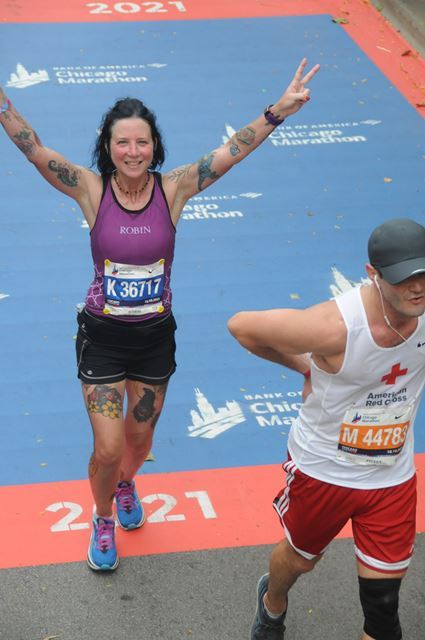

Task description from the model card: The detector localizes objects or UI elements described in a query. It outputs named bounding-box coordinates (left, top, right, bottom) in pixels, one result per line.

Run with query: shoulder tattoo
left=168, top=164, right=192, bottom=183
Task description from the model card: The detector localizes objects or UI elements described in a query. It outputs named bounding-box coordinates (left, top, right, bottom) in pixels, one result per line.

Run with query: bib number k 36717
left=103, top=258, right=165, bottom=316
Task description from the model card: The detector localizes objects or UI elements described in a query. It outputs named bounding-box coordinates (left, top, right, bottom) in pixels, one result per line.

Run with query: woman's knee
left=125, top=429, right=153, bottom=455
left=92, top=441, right=124, bottom=467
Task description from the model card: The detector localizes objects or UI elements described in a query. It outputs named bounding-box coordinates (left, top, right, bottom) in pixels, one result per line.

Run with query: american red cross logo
left=381, top=363, right=408, bottom=385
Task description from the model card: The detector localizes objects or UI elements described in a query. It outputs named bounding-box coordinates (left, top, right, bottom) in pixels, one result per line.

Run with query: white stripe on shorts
left=355, top=545, right=412, bottom=572
left=274, top=460, right=297, bottom=518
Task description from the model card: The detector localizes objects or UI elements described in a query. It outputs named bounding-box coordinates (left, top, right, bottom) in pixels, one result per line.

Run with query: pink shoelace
left=95, top=518, right=115, bottom=552
left=115, top=482, right=136, bottom=513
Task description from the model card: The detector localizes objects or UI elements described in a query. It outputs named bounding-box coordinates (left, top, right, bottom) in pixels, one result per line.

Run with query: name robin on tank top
left=119, top=225, right=151, bottom=235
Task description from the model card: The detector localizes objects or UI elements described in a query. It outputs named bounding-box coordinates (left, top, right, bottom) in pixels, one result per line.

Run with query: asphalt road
left=1, top=535, right=424, bottom=640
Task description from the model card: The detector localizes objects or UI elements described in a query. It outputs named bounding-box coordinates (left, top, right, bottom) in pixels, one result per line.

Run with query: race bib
left=103, top=258, right=165, bottom=316
left=336, top=405, right=413, bottom=466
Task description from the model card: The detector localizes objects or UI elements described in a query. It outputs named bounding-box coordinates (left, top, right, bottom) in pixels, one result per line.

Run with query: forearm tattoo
left=236, top=126, right=255, bottom=146
left=87, top=385, right=123, bottom=419
left=48, top=159, right=80, bottom=187
left=197, top=152, right=220, bottom=190
left=132, top=384, right=166, bottom=426
left=168, top=164, right=191, bottom=183
left=13, top=128, right=36, bottom=156
left=229, top=140, right=241, bottom=156
left=1, top=102, right=42, bottom=155
left=227, top=126, right=256, bottom=158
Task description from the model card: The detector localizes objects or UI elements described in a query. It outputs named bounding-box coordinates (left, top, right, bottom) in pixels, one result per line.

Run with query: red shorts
left=273, top=459, right=417, bottom=573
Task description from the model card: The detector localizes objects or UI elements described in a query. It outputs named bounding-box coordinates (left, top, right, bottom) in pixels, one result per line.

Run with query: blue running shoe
left=251, top=574, right=287, bottom=640
left=87, top=515, right=119, bottom=571
left=115, top=480, right=145, bottom=530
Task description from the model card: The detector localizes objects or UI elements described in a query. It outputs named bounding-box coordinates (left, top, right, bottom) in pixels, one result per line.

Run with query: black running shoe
left=250, top=574, right=286, bottom=640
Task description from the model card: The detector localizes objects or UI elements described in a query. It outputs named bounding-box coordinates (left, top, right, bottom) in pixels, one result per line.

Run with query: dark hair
left=92, top=98, right=166, bottom=175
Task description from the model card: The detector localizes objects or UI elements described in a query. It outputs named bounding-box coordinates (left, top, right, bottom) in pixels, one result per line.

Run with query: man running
left=228, top=218, right=425, bottom=640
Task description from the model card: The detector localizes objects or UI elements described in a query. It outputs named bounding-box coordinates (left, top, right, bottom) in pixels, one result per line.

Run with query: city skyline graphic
left=7, top=63, right=49, bottom=88
left=188, top=388, right=246, bottom=439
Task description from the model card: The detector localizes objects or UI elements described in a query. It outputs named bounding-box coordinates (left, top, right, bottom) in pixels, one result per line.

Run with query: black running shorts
left=76, top=307, right=177, bottom=385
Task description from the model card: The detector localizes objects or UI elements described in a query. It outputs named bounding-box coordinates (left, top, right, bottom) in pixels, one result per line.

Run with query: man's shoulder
left=309, top=297, right=346, bottom=320
left=305, top=299, right=347, bottom=356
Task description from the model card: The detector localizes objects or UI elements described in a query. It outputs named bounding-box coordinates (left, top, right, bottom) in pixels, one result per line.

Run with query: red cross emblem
left=381, top=363, right=408, bottom=385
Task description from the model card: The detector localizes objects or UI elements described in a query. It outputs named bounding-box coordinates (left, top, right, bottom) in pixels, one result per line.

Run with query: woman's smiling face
left=109, top=117, right=155, bottom=178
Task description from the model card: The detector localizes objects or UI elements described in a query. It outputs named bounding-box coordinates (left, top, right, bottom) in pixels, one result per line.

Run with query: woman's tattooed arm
left=0, top=87, right=86, bottom=196
left=48, top=160, right=81, bottom=188
left=0, top=89, right=42, bottom=159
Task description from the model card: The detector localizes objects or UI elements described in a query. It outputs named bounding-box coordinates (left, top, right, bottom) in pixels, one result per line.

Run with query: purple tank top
left=85, top=172, right=176, bottom=322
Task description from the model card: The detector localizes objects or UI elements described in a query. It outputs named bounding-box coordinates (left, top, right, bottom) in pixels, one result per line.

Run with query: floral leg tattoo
left=86, top=385, right=123, bottom=419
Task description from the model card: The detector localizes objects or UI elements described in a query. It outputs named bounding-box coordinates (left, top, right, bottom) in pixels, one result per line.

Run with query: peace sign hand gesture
left=275, top=58, right=320, bottom=118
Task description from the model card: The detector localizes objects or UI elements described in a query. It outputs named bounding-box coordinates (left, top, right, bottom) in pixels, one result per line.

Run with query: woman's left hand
left=276, top=58, right=320, bottom=118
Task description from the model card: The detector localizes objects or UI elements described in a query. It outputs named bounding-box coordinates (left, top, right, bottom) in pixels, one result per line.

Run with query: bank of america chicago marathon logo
left=187, top=386, right=303, bottom=439
left=187, top=268, right=366, bottom=439
left=6, top=62, right=166, bottom=89
left=181, top=191, right=262, bottom=222
left=223, top=120, right=381, bottom=148
left=78, top=191, right=262, bottom=228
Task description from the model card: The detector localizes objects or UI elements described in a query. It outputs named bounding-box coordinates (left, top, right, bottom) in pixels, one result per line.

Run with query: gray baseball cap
left=368, top=218, right=425, bottom=284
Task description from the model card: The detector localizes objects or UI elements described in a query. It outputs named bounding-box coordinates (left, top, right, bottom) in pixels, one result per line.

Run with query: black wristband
left=264, top=104, right=284, bottom=127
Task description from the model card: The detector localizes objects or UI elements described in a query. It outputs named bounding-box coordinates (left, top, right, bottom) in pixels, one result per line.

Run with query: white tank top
left=288, top=285, right=425, bottom=488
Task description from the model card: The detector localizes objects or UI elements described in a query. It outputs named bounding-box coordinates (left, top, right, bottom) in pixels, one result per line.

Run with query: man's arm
left=227, top=301, right=347, bottom=374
